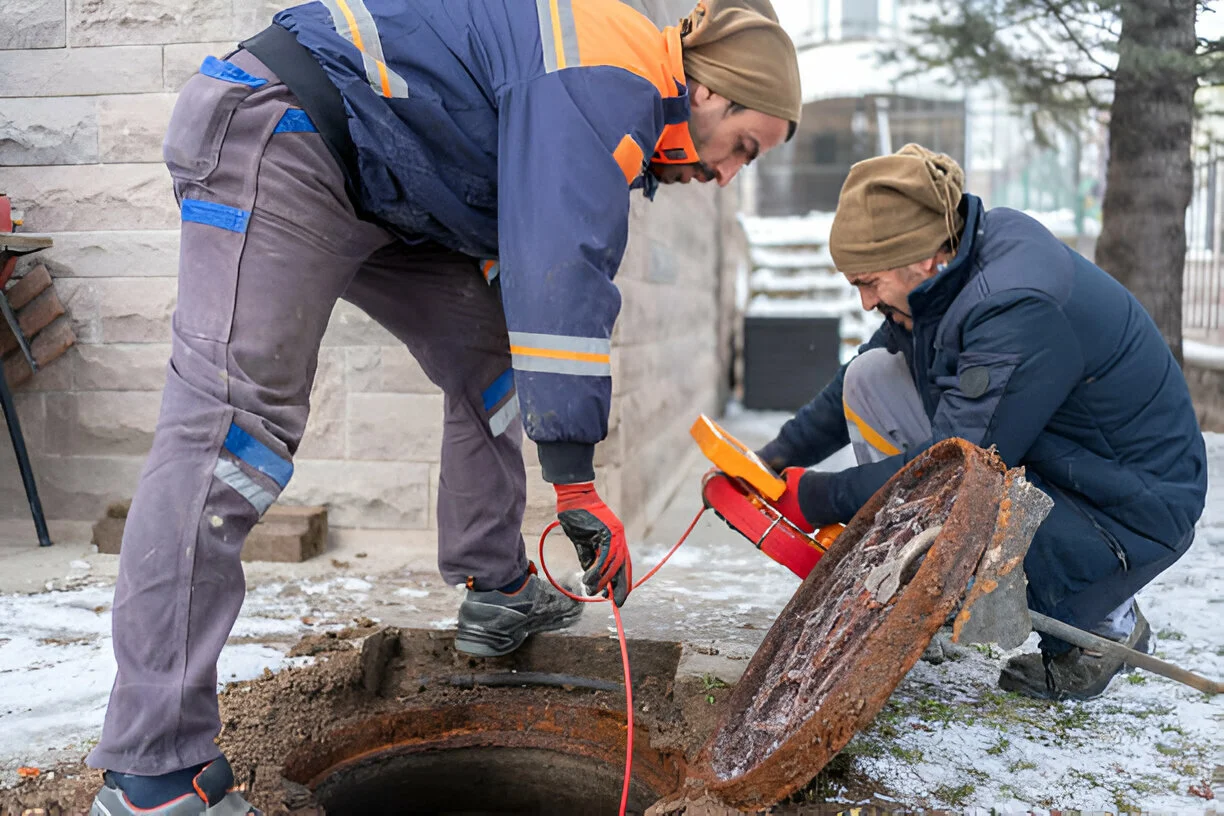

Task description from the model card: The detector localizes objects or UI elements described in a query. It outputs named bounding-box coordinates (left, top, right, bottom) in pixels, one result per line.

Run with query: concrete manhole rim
left=281, top=699, right=688, bottom=804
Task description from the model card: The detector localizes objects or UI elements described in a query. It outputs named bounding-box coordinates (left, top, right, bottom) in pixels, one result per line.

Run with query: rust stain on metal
left=953, top=467, right=1053, bottom=648
left=690, top=439, right=1007, bottom=810
left=282, top=701, right=686, bottom=798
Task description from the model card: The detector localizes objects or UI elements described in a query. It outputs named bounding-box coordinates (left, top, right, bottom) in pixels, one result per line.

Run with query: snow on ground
left=836, top=431, right=1224, bottom=812
left=0, top=416, right=1220, bottom=812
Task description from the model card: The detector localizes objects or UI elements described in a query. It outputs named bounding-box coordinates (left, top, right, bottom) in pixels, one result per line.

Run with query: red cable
left=537, top=506, right=707, bottom=816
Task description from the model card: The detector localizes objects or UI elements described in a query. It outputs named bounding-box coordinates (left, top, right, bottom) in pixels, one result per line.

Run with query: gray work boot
left=455, top=567, right=584, bottom=657
left=998, top=604, right=1151, bottom=701
left=91, top=756, right=260, bottom=815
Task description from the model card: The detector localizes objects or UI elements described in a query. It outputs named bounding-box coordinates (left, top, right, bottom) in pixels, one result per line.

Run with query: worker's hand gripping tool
left=691, top=415, right=841, bottom=579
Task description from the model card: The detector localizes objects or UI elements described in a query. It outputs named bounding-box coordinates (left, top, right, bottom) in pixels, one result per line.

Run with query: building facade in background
left=749, top=0, right=1103, bottom=241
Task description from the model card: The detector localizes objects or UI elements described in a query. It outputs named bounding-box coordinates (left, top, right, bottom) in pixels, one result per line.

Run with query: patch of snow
left=0, top=586, right=304, bottom=777
left=394, top=587, right=430, bottom=598
left=739, top=211, right=836, bottom=247
left=1021, top=208, right=1102, bottom=238
left=1185, top=338, right=1224, bottom=371
left=750, top=247, right=835, bottom=270
left=845, top=431, right=1224, bottom=811
left=745, top=297, right=852, bottom=318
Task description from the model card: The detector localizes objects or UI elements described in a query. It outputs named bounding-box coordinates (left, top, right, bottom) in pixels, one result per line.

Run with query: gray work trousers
left=842, top=348, right=1136, bottom=641
left=87, top=51, right=528, bottom=774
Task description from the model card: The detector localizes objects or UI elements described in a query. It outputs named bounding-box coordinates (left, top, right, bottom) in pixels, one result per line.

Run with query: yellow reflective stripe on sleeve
left=843, top=399, right=901, bottom=457
left=509, top=331, right=611, bottom=376
left=536, top=0, right=580, bottom=73
left=612, top=135, right=644, bottom=185
left=320, top=0, right=410, bottom=98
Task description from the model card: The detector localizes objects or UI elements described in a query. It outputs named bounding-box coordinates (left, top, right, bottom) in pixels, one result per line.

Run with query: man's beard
left=878, top=303, right=912, bottom=322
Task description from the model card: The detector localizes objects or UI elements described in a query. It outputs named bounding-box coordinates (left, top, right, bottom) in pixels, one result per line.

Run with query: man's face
left=845, top=257, right=941, bottom=330
left=650, top=86, right=789, bottom=187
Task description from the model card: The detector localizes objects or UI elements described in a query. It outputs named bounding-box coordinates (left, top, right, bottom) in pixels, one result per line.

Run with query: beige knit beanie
left=679, top=0, right=802, bottom=130
left=829, top=143, right=966, bottom=274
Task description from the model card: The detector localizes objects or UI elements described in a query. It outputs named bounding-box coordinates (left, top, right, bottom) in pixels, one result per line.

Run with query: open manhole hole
left=249, top=631, right=690, bottom=815
left=286, top=703, right=681, bottom=815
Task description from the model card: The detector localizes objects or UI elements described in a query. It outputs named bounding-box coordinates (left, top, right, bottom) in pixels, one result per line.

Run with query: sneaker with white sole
left=90, top=756, right=260, bottom=816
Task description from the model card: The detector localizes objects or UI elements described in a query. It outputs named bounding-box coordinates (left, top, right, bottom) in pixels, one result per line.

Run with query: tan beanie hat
left=680, top=0, right=802, bottom=130
left=829, top=144, right=966, bottom=275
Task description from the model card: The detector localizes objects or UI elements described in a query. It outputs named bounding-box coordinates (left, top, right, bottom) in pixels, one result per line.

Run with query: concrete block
left=97, top=277, right=177, bottom=342
left=163, top=41, right=240, bottom=91
left=69, top=0, right=234, bottom=47
left=14, top=345, right=75, bottom=393
left=9, top=455, right=148, bottom=521
left=18, top=230, right=180, bottom=278
left=91, top=516, right=125, bottom=554
left=45, top=391, right=161, bottom=456
left=0, top=393, right=47, bottom=454
left=73, top=343, right=171, bottom=391
left=0, top=46, right=163, bottom=97
left=522, top=465, right=556, bottom=538
left=612, top=335, right=713, bottom=397
left=47, top=278, right=103, bottom=345
left=320, top=301, right=398, bottom=347
left=0, top=0, right=66, bottom=49
left=296, top=348, right=346, bottom=460
left=281, top=460, right=431, bottom=529
left=233, top=1, right=288, bottom=39
left=241, top=505, right=328, bottom=562
left=346, top=346, right=441, bottom=394
left=1, top=164, right=176, bottom=232
left=98, top=93, right=177, bottom=163
left=94, top=503, right=329, bottom=562
left=0, top=97, right=98, bottom=166
left=346, top=393, right=444, bottom=462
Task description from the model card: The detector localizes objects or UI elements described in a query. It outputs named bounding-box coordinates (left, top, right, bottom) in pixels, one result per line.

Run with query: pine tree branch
left=1037, top=0, right=1117, bottom=76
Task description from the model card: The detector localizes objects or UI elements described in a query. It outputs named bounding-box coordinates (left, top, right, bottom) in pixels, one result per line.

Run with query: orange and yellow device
left=691, top=414, right=842, bottom=579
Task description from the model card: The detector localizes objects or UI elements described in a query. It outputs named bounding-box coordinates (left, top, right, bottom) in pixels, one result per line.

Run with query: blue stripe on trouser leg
left=222, top=423, right=293, bottom=488
left=481, top=369, right=514, bottom=411
left=181, top=198, right=252, bottom=234
left=482, top=370, right=519, bottom=437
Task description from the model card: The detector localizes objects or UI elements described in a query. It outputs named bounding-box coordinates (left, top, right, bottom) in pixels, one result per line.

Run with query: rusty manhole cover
left=689, top=438, right=1007, bottom=810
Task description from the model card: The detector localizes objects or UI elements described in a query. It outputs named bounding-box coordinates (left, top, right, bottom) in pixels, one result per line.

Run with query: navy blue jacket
left=764, top=196, right=1207, bottom=604
left=273, top=0, right=693, bottom=483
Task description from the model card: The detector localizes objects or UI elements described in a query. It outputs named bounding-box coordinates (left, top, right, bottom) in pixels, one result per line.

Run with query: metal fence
left=1186, top=144, right=1224, bottom=338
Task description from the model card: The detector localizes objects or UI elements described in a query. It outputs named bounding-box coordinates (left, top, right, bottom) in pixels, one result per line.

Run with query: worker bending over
left=86, top=1, right=801, bottom=814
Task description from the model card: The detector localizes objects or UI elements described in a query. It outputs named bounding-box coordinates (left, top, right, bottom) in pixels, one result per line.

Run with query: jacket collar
left=907, top=194, right=984, bottom=321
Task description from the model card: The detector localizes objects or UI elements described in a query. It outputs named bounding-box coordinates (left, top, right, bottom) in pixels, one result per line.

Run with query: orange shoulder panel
left=568, top=0, right=676, bottom=96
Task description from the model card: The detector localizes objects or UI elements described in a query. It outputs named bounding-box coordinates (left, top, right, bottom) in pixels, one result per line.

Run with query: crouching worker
left=756, top=144, right=1207, bottom=702
left=84, top=0, right=802, bottom=814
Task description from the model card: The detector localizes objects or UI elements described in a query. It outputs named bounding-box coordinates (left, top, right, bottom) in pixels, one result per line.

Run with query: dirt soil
left=0, top=626, right=906, bottom=816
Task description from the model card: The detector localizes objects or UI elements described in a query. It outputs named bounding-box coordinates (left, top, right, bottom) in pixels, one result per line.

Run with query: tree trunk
left=1094, top=0, right=1198, bottom=364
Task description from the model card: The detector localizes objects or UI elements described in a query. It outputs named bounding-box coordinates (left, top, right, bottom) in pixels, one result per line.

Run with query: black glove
left=755, top=438, right=793, bottom=474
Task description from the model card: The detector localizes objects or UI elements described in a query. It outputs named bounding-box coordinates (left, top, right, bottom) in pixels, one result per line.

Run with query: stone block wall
left=0, top=0, right=742, bottom=546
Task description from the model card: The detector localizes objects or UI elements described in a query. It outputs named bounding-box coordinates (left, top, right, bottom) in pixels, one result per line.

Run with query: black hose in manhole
left=283, top=702, right=687, bottom=815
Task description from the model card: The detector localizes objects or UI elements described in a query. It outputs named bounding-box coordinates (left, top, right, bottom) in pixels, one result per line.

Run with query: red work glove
left=772, top=467, right=816, bottom=534
left=554, top=482, right=632, bottom=607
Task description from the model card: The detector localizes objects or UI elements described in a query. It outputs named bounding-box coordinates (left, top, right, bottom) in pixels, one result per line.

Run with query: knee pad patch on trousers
left=212, top=421, right=292, bottom=516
